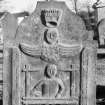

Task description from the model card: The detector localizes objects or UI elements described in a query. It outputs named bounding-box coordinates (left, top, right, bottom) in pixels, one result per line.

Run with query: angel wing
left=19, top=43, right=41, bottom=56
left=58, top=43, right=82, bottom=56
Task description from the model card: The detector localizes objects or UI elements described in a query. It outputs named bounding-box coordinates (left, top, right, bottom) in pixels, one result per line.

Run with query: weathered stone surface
left=2, top=1, right=97, bottom=105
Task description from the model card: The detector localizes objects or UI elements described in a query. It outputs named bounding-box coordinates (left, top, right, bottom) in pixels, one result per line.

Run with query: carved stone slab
left=3, top=1, right=97, bottom=105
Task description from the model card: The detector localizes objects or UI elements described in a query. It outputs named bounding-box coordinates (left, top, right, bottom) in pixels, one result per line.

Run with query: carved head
left=45, top=64, right=57, bottom=78
left=41, top=8, right=62, bottom=27
left=44, top=28, right=58, bottom=44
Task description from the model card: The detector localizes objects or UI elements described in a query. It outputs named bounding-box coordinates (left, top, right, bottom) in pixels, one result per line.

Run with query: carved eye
left=48, top=31, right=57, bottom=40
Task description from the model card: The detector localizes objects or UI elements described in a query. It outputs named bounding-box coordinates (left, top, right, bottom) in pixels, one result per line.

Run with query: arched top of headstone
left=16, top=0, right=87, bottom=45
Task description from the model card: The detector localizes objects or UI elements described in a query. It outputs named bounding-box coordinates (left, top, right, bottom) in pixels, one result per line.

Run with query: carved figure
left=41, top=28, right=59, bottom=63
left=31, top=64, right=65, bottom=98
left=44, top=28, right=59, bottom=45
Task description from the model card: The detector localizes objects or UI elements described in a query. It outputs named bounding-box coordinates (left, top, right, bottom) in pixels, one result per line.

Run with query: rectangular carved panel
left=20, top=53, right=80, bottom=105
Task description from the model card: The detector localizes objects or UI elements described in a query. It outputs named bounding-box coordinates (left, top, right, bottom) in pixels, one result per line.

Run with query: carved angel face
left=44, top=28, right=58, bottom=44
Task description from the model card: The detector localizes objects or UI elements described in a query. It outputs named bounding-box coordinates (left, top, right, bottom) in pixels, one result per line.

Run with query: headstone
left=3, top=1, right=97, bottom=105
